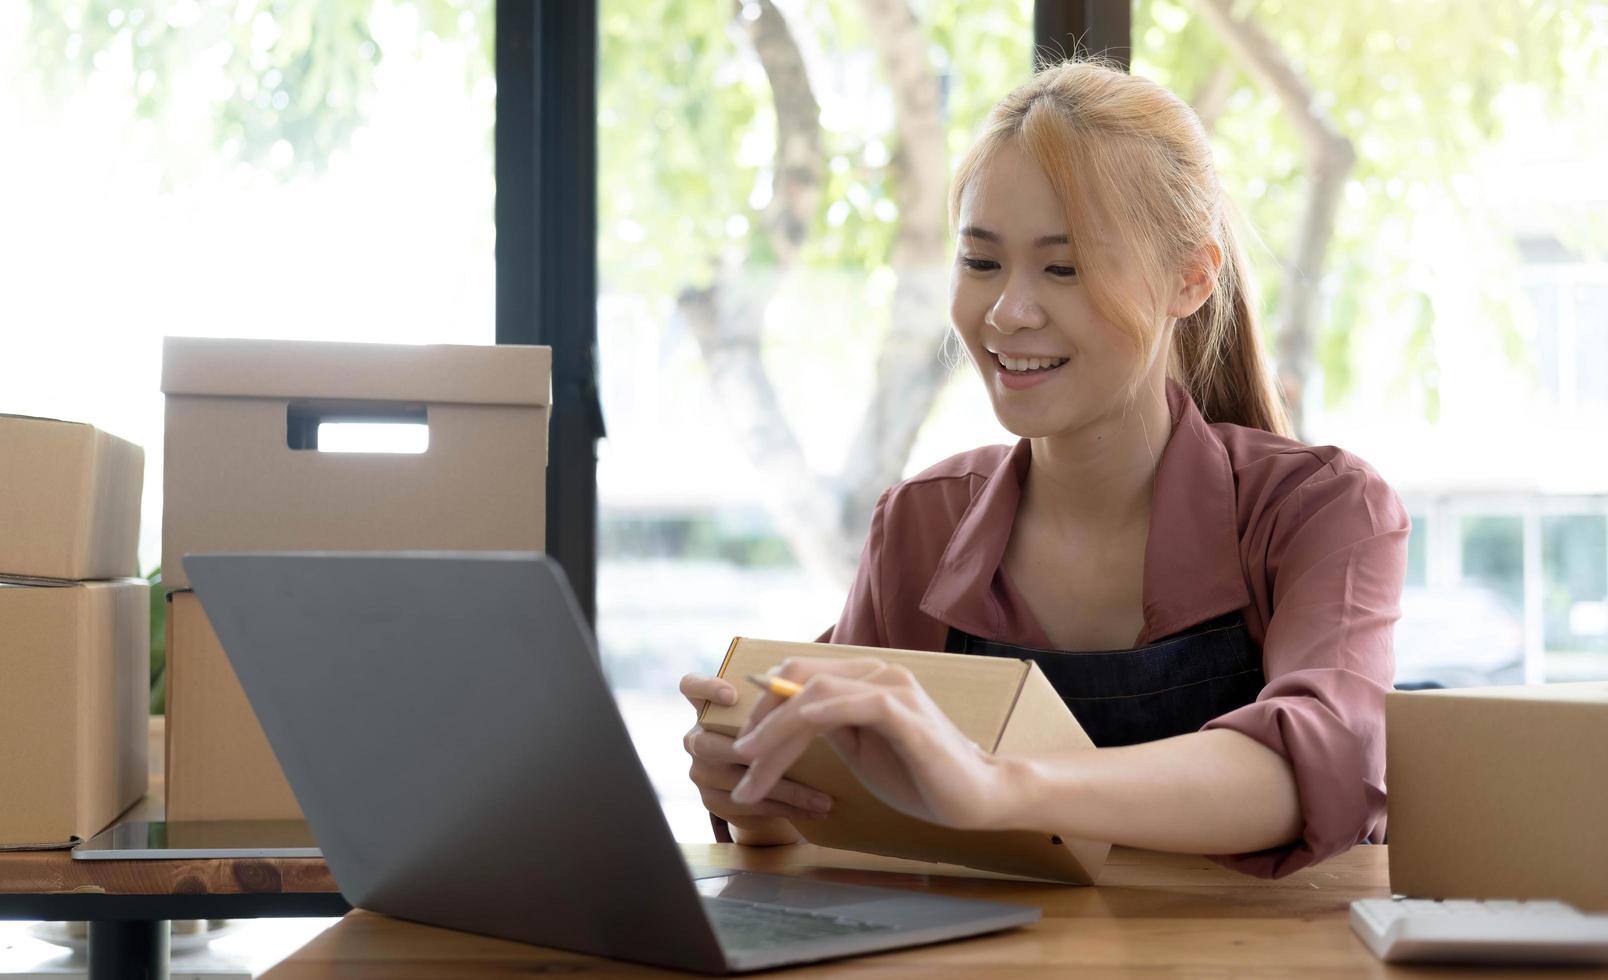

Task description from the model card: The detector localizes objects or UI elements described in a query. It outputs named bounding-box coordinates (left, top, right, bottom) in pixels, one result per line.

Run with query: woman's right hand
left=679, top=672, right=831, bottom=845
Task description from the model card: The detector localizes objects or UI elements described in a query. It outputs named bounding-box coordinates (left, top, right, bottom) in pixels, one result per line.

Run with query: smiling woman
left=682, top=58, right=1409, bottom=880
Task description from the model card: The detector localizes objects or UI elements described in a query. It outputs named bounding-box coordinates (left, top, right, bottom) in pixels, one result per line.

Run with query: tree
left=1139, top=0, right=1605, bottom=430
left=599, top=0, right=1027, bottom=582
left=21, top=0, right=1607, bottom=590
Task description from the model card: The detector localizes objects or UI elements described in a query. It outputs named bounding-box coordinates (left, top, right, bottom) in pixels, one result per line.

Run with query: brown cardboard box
left=160, top=337, right=550, bottom=590
left=0, top=578, right=149, bottom=848
left=0, top=415, right=143, bottom=581
left=699, top=638, right=1109, bottom=883
left=1387, top=683, right=1608, bottom=909
left=164, top=589, right=302, bottom=821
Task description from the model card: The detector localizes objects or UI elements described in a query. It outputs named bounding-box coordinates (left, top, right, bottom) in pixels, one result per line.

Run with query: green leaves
left=24, top=0, right=484, bottom=178
left=1135, top=0, right=1608, bottom=412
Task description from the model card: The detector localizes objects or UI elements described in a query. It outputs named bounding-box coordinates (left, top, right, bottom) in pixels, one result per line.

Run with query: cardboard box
left=0, top=415, right=143, bottom=581
left=0, top=578, right=149, bottom=848
left=1387, top=683, right=1608, bottom=909
left=699, top=638, right=1109, bottom=883
left=160, top=337, right=550, bottom=590
left=165, top=589, right=302, bottom=821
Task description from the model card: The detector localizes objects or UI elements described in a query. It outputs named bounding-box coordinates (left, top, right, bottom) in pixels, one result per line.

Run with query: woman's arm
left=730, top=659, right=1303, bottom=855
left=994, top=728, right=1302, bottom=855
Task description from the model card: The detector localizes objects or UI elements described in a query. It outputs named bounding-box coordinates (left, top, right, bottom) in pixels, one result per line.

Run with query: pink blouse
left=819, top=382, right=1409, bottom=878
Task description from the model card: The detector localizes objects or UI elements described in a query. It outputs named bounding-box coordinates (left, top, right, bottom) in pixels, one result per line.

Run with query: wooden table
left=0, top=718, right=346, bottom=980
left=264, top=842, right=1601, bottom=978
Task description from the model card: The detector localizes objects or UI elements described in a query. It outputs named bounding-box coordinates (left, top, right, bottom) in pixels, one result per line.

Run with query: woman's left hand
left=727, top=658, right=1013, bottom=831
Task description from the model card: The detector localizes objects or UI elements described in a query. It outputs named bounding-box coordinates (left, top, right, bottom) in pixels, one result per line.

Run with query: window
left=1132, top=0, right=1608, bottom=688
left=596, top=0, right=1032, bottom=840
left=3, top=1, right=496, bottom=572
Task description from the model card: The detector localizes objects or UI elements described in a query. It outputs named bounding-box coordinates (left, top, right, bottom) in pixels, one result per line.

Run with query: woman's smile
left=993, top=352, right=1071, bottom=390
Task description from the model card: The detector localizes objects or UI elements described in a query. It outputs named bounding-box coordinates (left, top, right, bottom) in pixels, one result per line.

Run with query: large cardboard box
left=165, top=589, right=302, bottom=821
left=160, top=337, right=550, bottom=590
left=0, top=415, right=143, bottom=581
left=0, top=578, right=149, bottom=848
left=1387, top=683, right=1608, bottom=909
left=699, top=638, right=1109, bottom=883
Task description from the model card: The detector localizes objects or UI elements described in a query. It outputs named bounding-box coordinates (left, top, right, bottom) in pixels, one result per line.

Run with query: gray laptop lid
left=184, top=551, right=728, bottom=974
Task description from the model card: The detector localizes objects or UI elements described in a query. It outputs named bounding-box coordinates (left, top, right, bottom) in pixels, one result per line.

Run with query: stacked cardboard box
left=0, top=415, right=148, bottom=848
left=160, top=337, right=551, bottom=821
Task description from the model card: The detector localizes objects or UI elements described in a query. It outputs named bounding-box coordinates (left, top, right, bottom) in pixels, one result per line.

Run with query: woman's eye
left=1046, top=264, right=1077, bottom=278
left=961, top=257, right=1000, bottom=272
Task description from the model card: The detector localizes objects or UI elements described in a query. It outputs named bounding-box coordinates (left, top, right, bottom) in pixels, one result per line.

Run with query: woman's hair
left=950, top=59, right=1292, bottom=436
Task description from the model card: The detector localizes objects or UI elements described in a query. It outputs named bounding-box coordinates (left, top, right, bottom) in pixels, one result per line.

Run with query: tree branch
left=838, top=0, right=954, bottom=533
left=677, top=282, right=856, bottom=582
left=1189, top=0, right=1356, bottom=435
left=740, top=0, right=824, bottom=263
left=1191, top=64, right=1235, bottom=136
left=678, top=1, right=857, bottom=581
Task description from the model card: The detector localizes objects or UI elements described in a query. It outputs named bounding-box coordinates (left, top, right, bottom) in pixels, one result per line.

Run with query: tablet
left=70, top=820, right=322, bottom=860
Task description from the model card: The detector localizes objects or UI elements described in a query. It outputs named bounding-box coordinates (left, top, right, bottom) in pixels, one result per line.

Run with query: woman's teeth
left=996, top=353, right=1070, bottom=373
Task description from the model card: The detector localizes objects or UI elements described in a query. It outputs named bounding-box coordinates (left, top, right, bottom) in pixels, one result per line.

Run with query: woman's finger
left=698, top=786, right=827, bottom=823
left=733, top=684, right=922, bottom=805
left=735, top=673, right=887, bottom=758
left=679, top=672, right=738, bottom=712
left=730, top=728, right=818, bottom=806
left=681, top=727, right=749, bottom=767
left=739, top=658, right=885, bottom=737
left=688, top=758, right=833, bottom=814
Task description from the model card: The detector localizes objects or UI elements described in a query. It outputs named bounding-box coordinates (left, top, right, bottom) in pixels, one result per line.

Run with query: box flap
left=161, top=337, right=552, bottom=407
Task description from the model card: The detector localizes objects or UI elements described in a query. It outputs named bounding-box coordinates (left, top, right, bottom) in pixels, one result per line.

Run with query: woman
left=680, top=59, right=1408, bottom=878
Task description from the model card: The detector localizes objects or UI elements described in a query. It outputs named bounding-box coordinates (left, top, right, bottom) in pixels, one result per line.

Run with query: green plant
left=147, top=566, right=165, bottom=714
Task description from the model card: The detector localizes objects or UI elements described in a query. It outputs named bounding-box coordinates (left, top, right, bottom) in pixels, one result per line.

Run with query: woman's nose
left=986, top=277, right=1047, bottom=334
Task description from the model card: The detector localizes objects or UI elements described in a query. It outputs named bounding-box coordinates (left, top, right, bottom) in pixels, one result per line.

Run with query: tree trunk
left=678, top=0, right=954, bottom=586
left=677, top=0, right=859, bottom=582
left=837, top=0, right=953, bottom=536
left=1191, top=65, right=1234, bottom=136
left=1189, top=0, right=1356, bottom=437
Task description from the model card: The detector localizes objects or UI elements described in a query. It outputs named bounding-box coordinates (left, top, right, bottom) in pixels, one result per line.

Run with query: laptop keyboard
left=704, top=896, right=897, bottom=951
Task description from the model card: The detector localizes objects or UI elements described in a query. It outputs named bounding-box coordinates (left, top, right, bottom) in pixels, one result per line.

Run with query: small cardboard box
left=699, top=638, right=1109, bottom=883
left=165, top=589, right=302, bottom=821
left=0, top=578, right=149, bottom=848
left=160, top=337, right=550, bottom=590
left=0, top=415, right=143, bottom=581
left=1387, top=683, right=1608, bottom=909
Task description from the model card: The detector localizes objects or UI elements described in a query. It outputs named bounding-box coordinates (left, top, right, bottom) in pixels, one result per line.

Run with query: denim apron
left=944, top=613, right=1265, bottom=747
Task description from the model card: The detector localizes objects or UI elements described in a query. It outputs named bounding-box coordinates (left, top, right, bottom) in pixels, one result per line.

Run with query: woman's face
left=949, top=141, right=1162, bottom=440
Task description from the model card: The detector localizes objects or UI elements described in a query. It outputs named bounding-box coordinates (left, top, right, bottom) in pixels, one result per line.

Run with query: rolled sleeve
left=1204, top=457, right=1408, bottom=877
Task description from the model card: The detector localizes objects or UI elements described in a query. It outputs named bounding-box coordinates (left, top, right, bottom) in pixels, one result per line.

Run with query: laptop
left=183, top=551, right=1040, bottom=973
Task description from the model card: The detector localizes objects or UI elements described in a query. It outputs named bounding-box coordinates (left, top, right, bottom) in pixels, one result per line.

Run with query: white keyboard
left=1350, top=897, right=1608, bottom=965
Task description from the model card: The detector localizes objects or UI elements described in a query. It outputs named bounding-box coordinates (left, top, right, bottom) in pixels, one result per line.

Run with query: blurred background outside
left=3, top=0, right=1606, bottom=857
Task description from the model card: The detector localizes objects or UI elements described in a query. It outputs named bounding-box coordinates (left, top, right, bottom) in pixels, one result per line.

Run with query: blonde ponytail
left=1173, top=216, right=1292, bottom=435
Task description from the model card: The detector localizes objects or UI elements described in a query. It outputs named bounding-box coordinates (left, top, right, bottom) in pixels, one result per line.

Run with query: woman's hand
left=679, top=672, right=832, bottom=846
left=727, top=658, right=1014, bottom=830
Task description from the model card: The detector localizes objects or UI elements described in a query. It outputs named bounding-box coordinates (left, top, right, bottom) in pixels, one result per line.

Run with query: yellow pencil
left=745, top=673, right=804, bottom=699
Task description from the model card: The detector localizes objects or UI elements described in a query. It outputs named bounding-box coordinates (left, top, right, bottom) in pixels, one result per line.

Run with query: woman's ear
left=1167, top=242, right=1223, bottom=320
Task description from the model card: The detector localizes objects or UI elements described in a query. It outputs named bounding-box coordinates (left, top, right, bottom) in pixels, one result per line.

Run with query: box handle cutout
left=287, top=402, right=429, bottom=454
